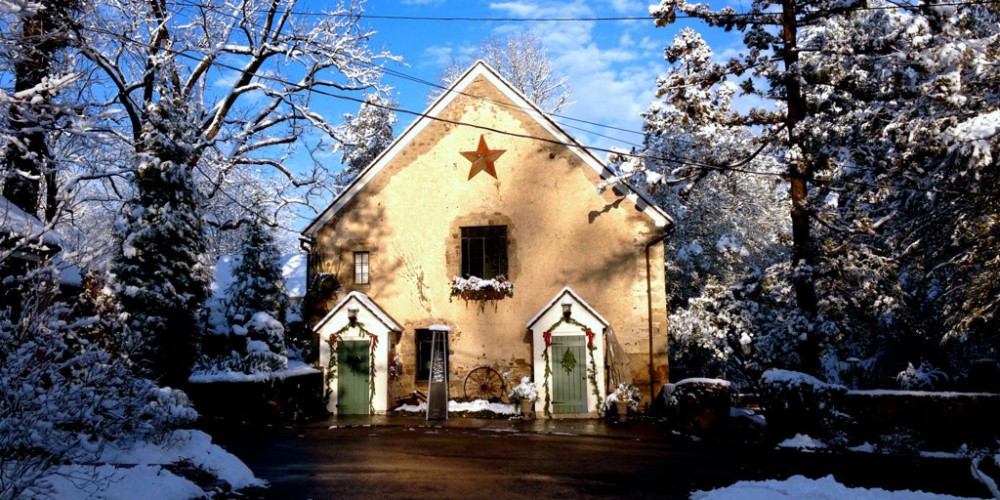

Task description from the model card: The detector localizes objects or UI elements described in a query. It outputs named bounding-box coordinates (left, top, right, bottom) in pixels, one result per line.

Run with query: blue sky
left=345, top=0, right=738, bottom=150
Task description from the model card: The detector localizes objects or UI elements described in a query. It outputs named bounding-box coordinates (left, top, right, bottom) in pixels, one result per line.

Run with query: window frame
left=353, top=251, right=370, bottom=285
left=460, top=225, right=508, bottom=279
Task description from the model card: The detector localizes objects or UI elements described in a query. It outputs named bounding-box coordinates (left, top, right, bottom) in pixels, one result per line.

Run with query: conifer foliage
left=115, top=98, right=211, bottom=386
left=225, top=217, right=290, bottom=358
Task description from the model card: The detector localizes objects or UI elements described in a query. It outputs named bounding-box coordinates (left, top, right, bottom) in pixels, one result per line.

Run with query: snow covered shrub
left=659, top=378, right=733, bottom=435
left=245, top=311, right=287, bottom=358
left=606, top=383, right=641, bottom=411
left=758, top=369, right=847, bottom=441
left=896, top=362, right=949, bottom=391
left=509, top=377, right=538, bottom=403
left=668, top=279, right=760, bottom=390
left=0, top=265, right=196, bottom=498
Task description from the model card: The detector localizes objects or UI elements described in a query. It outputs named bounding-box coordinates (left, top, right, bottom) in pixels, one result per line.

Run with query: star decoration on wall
left=461, top=135, right=506, bottom=180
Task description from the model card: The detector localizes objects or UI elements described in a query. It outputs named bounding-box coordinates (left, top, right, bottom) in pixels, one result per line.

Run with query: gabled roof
left=526, top=286, right=610, bottom=330
left=302, top=61, right=672, bottom=238
left=313, top=291, right=403, bottom=333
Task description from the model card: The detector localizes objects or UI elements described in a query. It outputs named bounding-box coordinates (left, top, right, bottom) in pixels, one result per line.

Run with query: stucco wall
left=312, top=74, right=669, bottom=406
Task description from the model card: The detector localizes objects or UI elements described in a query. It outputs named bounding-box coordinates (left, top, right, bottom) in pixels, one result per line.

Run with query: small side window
left=353, top=251, right=370, bottom=285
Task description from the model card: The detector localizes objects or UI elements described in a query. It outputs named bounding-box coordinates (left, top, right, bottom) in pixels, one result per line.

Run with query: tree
left=644, top=0, right=998, bottom=380
left=69, top=0, right=391, bottom=382
left=335, top=92, right=397, bottom=183
left=225, top=216, right=290, bottom=353
left=437, top=30, right=571, bottom=114
left=0, top=0, right=79, bottom=223
left=114, top=97, right=211, bottom=386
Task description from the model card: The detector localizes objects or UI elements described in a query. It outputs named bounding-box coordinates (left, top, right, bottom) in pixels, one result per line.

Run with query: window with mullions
left=460, top=226, right=507, bottom=279
left=353, top=251, right=369, bottom=285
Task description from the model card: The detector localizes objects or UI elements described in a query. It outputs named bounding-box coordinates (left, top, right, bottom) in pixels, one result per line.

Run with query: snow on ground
left=41, top=429, right=264, bottom=499
left=691, top=475, right=977, bottom=499
left=777, top=434, right=828, bottom=450
left=393, top=399, right=518, bottom=415
left=188, top=359, right=319, bottom=383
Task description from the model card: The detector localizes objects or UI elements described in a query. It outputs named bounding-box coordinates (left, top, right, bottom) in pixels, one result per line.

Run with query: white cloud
left=402, top=0, right=445, bottom=4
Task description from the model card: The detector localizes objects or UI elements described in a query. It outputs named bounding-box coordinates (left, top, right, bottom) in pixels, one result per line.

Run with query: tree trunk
left=781, top=0, right=821, bottom=375
left=0, top=0, right=75, bottom=223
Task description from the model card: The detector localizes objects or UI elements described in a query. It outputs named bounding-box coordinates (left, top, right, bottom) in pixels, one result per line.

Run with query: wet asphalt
left=204, top=415, right=991, bottom=499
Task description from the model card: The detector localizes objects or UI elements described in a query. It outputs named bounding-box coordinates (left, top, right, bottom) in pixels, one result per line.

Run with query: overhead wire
left=72, top=8, right=994, bottom=199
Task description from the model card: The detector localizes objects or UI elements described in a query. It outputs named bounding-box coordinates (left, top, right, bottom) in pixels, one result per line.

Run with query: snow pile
left=189, top=359, right=319, bottom=383
left=778, top=433, right=828, bottom=450
left=41, top=429, right=264, bottom=499
left=393, top=399, right=517, bottom=415
left=691, top=475, right=974, bottom=499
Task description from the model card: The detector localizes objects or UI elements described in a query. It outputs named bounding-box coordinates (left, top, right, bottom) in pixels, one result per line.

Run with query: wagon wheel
left=464, top=367, right=507, bottom=403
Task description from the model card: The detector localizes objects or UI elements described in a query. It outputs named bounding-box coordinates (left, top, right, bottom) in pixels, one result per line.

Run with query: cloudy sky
left=356, top=0, right=737, bottom=150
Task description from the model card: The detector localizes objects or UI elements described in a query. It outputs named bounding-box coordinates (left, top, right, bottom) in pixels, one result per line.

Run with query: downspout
left=644, top=223, right=675, bottom=401
left=300, top=235, right=315, bottom=306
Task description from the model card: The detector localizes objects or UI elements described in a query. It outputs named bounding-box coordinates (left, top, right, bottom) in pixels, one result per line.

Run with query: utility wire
left=75, top=20, right=993, bottom=199
left=164, top=0, right=1000, bottom=22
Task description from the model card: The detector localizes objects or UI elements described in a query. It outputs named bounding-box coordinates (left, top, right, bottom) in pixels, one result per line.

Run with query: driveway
left=204, top=417, right=989, bottom=499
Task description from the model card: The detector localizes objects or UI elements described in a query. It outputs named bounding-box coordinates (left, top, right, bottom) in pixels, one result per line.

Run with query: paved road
left=206, top=418, right=989, bottom=499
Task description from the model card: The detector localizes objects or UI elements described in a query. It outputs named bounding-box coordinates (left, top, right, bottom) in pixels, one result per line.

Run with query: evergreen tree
left=225, top=216, right=290, bottom=356
left=336, top=93, right=397, bottom=183
left=115, top=97, right=211, bottom=387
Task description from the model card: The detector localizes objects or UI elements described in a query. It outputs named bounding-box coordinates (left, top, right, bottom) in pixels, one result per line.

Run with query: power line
left=163, top=0, right=1000, bottom=22
left=74, top=19, right=993, bottom=200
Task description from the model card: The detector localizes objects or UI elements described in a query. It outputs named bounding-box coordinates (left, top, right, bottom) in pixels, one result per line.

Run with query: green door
left=337, top=340, right=370, bottom=415
left=551, top=335, right=588, bottom=414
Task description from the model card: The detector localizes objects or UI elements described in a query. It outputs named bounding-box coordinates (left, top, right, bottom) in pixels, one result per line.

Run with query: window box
left=450, top=275, right=514, bottom=301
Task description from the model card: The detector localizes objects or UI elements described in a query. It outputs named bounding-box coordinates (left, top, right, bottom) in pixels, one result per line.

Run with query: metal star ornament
left=461, top=135, right=506, bottom=180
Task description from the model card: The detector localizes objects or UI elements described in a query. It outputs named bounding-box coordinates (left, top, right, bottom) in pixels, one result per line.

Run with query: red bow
left=543, top=331, right=552, bottom=348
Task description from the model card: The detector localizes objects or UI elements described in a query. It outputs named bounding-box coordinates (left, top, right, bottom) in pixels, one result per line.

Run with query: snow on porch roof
left=525, top=287, right=610, bottom=330
left=301, top=60, right=673, bottom=239
left=313, top=291, right=403, bottom=333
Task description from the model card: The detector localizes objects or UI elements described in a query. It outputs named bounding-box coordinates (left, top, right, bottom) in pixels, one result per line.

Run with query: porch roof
left=525, top=286, right=610, bottom=330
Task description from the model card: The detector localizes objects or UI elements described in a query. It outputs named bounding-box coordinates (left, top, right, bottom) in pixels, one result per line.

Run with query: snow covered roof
left=525, top=286, right=610, bottom=329
left=0, top=194, right=62, bottom=248
left=313, top=291, right=403, bottom=333
left=211, top=253, right=308, bottom=299
left=302, top=60, right=672, bottom=238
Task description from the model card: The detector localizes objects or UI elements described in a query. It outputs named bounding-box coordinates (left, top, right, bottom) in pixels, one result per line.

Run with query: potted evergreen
left=606, top=383, right=641, bottom=421
left=509, top=377, right=538, bottom=418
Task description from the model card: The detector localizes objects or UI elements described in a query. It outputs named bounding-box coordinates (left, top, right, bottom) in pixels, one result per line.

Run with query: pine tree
left=336, top=93, right=397, bottom=182
left=225, top=216, right=289, bottom=355
left=114, top=97, right=211, bottom=387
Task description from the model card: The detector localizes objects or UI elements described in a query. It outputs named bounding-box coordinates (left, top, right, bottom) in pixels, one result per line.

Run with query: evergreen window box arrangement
left=450, top=275, right=514, bottom=301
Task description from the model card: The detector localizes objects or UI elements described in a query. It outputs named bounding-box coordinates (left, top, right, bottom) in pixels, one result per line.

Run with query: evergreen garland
left=323, top=320, right=379, bottom=414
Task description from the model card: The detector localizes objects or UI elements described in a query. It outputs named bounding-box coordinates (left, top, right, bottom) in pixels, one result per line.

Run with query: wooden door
left=337, top=340, right=370, bottom=415
left=551, top=335, right=588, bottom=414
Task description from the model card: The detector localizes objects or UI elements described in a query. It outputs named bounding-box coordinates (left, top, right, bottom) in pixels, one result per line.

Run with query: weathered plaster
left=311, top=66, right=669, bottom=409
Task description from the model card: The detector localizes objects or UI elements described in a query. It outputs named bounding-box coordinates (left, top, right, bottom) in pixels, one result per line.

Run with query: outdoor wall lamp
left=561, top=298, right=572, bottom=318
left=347, top=304, right=359, bottom=324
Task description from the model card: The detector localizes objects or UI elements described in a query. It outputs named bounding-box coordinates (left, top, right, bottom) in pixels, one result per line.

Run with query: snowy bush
left=245, top=311, right=287, bottom=357
left=759, top=369, right=848, bottom=441
left=659, top=379, right=732, bottom=434
left=508, top=377, right=537, bottom=403
left=896, top=362, right=949, bottom=391
left=0, top=265, right=196, bottom=498
left=606, top=383, right=642, bottom=411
